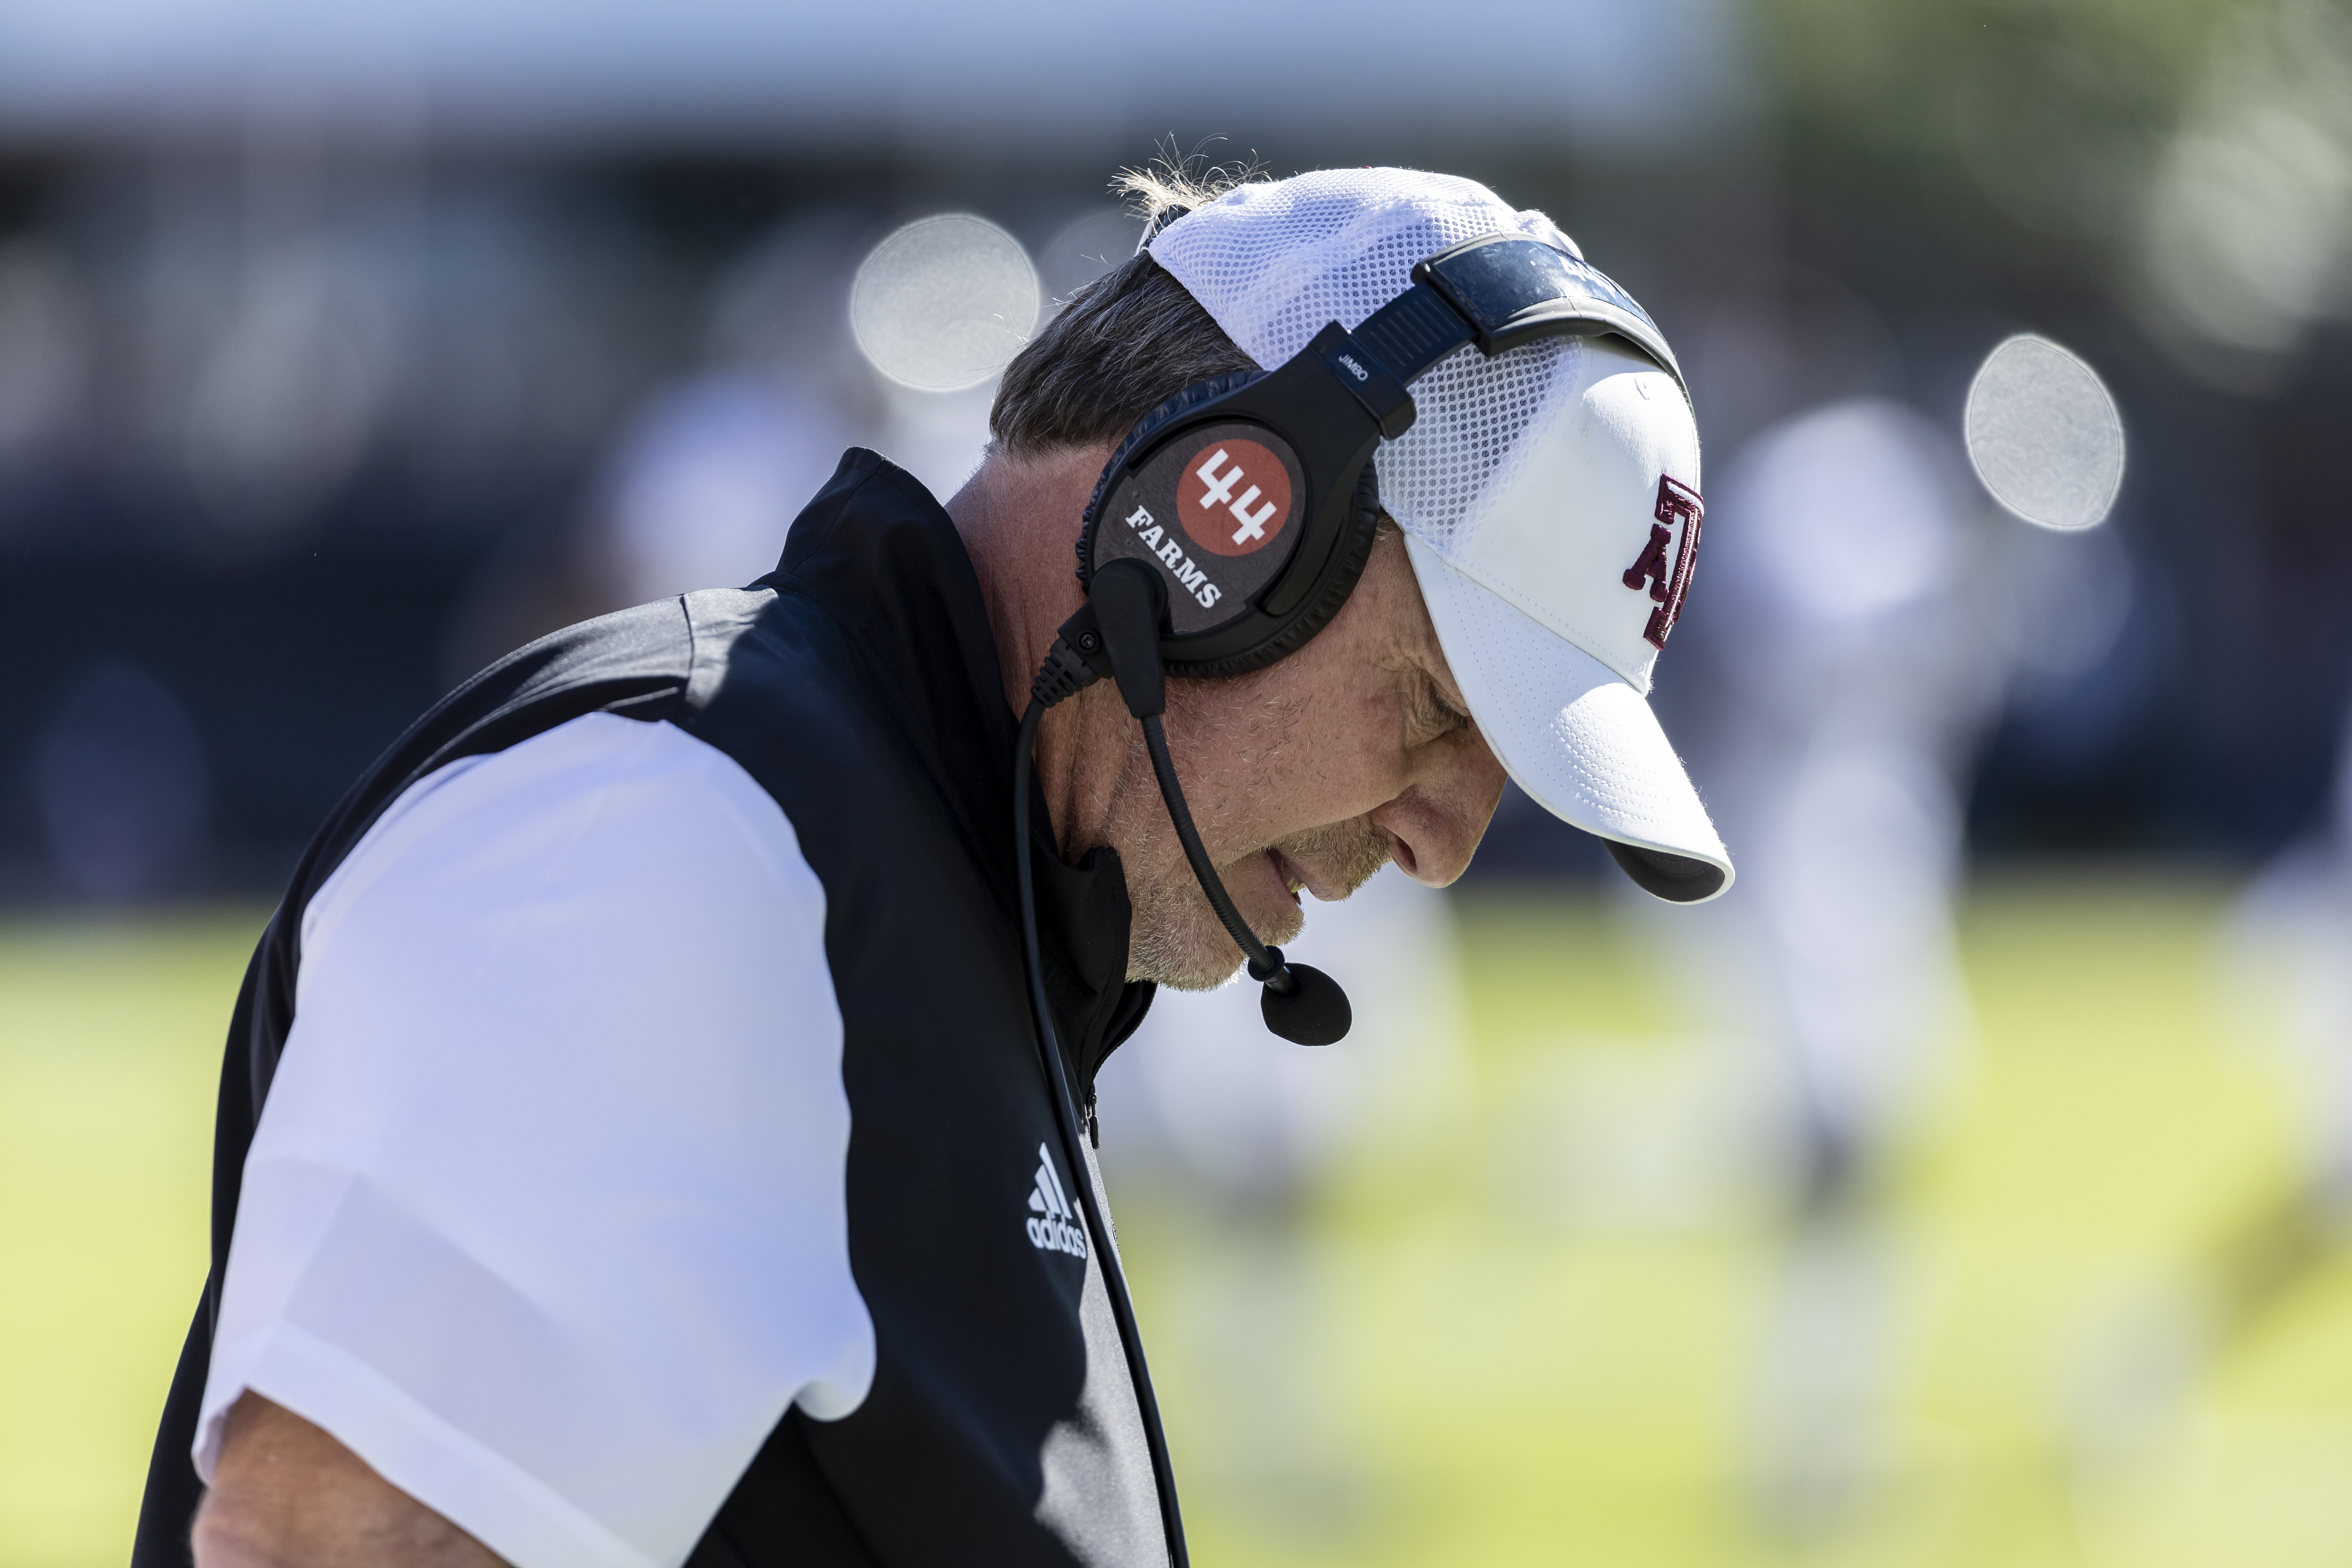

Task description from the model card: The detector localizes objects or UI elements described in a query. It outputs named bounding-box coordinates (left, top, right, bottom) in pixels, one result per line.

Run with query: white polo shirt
left=196, top=713, right=877, bottom=1568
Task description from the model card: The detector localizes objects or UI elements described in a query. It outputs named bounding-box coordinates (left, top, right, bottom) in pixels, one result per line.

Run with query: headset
left=1007, top=227, right=1688, bottom=1568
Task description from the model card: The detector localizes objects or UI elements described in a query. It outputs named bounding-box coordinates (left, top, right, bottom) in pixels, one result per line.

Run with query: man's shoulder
left=445, top=592, right=709, bottom=735
left=438, top=581, right=850, bottom=750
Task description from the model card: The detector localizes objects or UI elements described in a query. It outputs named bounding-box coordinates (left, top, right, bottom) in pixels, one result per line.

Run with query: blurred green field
left=0, top=910, right=265, bottom=1568
left=6, top=877, right=2352, bottom=1567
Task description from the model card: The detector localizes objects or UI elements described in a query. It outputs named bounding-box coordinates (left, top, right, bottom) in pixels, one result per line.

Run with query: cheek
left=1257, top=686, right=1412, bottom=826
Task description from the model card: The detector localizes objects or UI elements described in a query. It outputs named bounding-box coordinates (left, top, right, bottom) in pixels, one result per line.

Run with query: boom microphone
left=1025, top=558, right=1352, bottom=1046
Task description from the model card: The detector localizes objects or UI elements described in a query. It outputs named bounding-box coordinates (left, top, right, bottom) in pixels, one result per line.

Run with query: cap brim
left=1405, top=533, right=1733, bottom=903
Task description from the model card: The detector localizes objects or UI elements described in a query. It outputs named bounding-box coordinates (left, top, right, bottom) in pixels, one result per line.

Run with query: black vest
left=133, top=451, right=1173, bottom=1567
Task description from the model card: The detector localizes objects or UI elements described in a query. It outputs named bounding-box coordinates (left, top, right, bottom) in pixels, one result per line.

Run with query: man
left=134, top=165, right=1730, bottom=1568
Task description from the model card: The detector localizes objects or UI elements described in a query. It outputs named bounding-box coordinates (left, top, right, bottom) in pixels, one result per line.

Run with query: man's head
left=955, top=165, right=1729, bottom=989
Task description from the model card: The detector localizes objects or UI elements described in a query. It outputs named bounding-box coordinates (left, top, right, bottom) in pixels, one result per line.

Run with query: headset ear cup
left=1077, top=369, right=1266, bottom=583
left=1164, top=460, right=1385, bottom=682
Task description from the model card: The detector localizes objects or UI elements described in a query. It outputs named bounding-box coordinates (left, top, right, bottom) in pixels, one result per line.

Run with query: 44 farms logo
left=1114, top=433, right=1297, bottom=613
left=1179, top=440, right=1292, bottom=556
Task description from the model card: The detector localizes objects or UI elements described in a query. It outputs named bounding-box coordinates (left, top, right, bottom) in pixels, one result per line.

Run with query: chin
left=1126, top=872, right=1305, bottom=992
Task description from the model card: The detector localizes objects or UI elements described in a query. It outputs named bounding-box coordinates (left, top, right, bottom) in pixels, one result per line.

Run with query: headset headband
left=1357, top=234, right=1683, bottom=418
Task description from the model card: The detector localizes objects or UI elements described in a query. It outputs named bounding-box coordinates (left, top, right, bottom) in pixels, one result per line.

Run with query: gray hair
left=989, top=163, right=1263, bottom=458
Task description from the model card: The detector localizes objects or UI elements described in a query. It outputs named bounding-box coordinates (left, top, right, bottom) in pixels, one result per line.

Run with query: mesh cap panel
left=1147, top=168, right=1585, bottom=559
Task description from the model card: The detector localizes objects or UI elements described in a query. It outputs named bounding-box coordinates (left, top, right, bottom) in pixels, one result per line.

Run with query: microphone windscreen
left=1260, top=964, right=1351, bottom=1045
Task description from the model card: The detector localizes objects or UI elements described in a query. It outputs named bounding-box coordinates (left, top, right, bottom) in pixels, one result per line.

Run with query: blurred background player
left=1666, top=395, right=1992, bottom=1534
left=588, top=211, right=881, bottom=609
left=2079, top=689, right=2352, bottom=1482
left=1641, top=323, right=2129, bottom=1530
left=2223, top=696, right=2352, bottom=1294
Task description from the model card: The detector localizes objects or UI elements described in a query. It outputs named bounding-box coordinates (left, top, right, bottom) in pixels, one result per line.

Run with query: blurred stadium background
left=6, top=0, right=2352, bottom=1562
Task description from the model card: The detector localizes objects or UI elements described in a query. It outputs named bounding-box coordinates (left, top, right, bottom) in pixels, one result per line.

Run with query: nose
left=1370, top=729, right=1509, bottom=887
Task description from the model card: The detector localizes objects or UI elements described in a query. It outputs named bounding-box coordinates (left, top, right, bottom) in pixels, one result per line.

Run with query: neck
left=946, top=446, right=1124, bottom=862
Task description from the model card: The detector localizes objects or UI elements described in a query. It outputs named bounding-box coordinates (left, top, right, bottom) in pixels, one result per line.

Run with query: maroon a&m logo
left=1178, top=439, right=1292, bottom=557
left=1621, top=475, right=1704, bottom=649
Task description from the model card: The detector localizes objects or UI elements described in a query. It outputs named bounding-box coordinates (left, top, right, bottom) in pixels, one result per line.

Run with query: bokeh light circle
left=849, top=214, right=1039, bottom=391
left=1963, top=334, right=2126, bottom=531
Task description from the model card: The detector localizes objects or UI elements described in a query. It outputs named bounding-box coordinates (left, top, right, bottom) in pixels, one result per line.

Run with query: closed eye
left=1407, top=675, right=1473, bottom=747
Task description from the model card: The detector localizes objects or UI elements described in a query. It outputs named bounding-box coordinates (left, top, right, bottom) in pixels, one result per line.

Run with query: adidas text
left=1024, top=1143, right=1089, bottom=1260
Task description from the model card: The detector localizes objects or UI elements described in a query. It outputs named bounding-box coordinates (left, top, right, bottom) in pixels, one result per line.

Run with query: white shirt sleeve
left=195, top=712, right=875, bottom=1568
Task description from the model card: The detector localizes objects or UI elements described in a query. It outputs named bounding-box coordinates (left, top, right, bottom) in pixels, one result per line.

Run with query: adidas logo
left=1024, top=1143, right=1089, bottom=1259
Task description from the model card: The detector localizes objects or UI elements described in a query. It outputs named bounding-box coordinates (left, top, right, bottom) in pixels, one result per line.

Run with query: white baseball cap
left=1148, top=168, right=1732, bottom=901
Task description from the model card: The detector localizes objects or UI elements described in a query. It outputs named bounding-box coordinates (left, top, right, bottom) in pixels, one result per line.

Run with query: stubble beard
left=1121, top=798, right=1395, bottom=993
